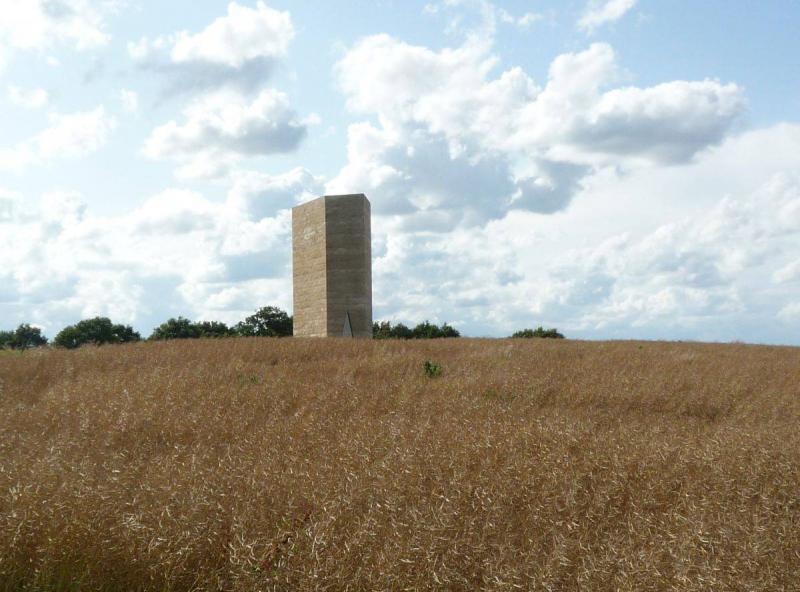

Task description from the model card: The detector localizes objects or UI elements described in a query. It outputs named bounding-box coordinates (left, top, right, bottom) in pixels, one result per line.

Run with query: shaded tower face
left=292, top=194, right=372, bottom=338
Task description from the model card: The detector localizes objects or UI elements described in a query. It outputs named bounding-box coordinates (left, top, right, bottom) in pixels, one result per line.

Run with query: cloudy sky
left=1, top=0, right=799, bottom=343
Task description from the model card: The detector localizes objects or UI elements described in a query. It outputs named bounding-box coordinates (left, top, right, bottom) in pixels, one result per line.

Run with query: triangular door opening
left=342, top=311, right=353, bottom=338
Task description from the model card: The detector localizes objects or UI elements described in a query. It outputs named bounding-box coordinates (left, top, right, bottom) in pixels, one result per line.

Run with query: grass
left=1, top=338, right=799, bottom=591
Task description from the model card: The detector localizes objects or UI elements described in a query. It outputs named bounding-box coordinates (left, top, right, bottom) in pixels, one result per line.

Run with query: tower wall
left=292, top=194, right=372, bottom=338
left=292, top=197, right=328, bottom=337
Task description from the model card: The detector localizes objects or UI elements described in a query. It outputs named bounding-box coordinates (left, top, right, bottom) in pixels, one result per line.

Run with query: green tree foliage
left=373, top=320, right=460, bottom=339
left=235, top=306, right=293, bottom=337
left=0, top=330, right=12, bottom=350
left=54, top=317, right=141, bottom=349
left=149, top=317, right=201, bottom=341
left=511, top=326, right=565, bottom=339
left=0, top=324, right=49, bottom=350
left=194, top=321, right=235, bottom=338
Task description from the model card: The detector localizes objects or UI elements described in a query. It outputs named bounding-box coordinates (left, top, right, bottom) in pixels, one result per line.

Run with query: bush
left=54, top=317, right=141, bottom=349
left=423, top=360, right=443, bottom=378
left=373, top=320, right=459, bottom=339
left=235, top=306, right=293, bottom=337
left=512, top=326, right=565, bottom=339
left=0, top=324, right=48, bottom=350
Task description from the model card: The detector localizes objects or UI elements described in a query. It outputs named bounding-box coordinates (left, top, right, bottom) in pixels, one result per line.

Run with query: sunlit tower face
left=292, top=194, right=372, bottom=338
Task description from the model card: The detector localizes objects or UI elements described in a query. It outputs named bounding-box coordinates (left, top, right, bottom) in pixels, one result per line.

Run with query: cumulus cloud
left=578, top=0, right=638, bottom=33
left=7, top=86, right=49, bottom=109
left=0, top=106, right=116, bottom=171
left=129, top=1, right=294, bottom=95
left=330, top=33, right=744, bottom=227
left=0, top=166, right=320, bottom=333
left=362, top=125, right=800, bottom=341
left=0, top=0, right=110, bottom=70
left=227, top=167, right=324, bottom=221
left=143, top=89, right=312, bottom=179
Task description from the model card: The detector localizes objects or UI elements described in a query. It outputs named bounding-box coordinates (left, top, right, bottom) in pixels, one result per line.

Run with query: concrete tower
left=292, top=194, right=372, bottom=338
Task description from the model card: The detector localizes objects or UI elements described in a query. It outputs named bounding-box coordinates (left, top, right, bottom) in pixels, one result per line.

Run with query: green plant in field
left=423, top=360, right=442, bottom=378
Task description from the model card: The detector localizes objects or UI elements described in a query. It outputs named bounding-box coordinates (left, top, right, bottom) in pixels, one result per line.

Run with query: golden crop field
left=1, top=338, right=799, bottom=591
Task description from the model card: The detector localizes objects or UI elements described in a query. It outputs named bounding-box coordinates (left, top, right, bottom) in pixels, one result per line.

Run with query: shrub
left=512, top=326, right=565, bottom=339
left=55, top=317, right=141, bottom=349
left=423, top=359, right=443, bottom=378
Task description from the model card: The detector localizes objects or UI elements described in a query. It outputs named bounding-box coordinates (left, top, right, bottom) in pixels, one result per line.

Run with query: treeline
left=1, top=311, right=565, bottom=351
left=0, top=307, right=293, bottom=351
left=371, top=322, right=563, bottom=339
left=372, top=320, right=460, bottom=339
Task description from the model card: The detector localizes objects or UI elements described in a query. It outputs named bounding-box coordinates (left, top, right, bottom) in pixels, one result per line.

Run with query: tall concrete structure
left=292, top=194, right=372, bottom=338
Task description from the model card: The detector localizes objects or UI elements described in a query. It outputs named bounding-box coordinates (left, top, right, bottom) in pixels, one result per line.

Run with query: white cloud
left=227, top=167, right=324, bottom=221
left=578, top=0, right=638, bottom=33
left=7, top=86, right=49, bottom=109
left=0, top=106, right=116, bottom=171
left=331, top=34, right=744, bottom=226
left=0, top=0, right=110, bottom=70
left=516, top=12, right=543, bottom=28
left=361, top=127, right=800, bottom=341
left=498, top=9, right=542, bottom=28
left=143, top=89, right=311, bottom=179
left=129, top=1, right=294, bottom=95
left=170, top=1, right=292, bottom=67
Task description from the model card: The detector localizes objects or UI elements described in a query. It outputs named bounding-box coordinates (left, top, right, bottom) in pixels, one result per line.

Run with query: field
left=1, top=338, right=799, bottom=591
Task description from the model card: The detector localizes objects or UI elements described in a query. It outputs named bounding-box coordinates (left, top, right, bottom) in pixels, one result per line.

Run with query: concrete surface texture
left=292, top=194, right=372, bottom=338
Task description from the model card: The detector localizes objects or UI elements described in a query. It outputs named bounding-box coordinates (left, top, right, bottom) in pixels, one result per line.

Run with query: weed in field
left=423, top=359, right=443, bottom=378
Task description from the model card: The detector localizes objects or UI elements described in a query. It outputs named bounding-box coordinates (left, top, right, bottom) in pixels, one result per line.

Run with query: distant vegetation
left=3, top=310, right=567, bottom=350
left=0, top=324, right=48, bottom=350
left=54, top=317, right=141, bottom=349
left=0, top=307, right=296, bottom=350
left=511, top=326, right=565, bottom=339
left=150, top=307, right=293, bottom=340
left=372, top=320, right=461, bottom=339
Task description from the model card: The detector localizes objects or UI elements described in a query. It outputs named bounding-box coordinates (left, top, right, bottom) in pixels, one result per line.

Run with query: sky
left=1, top=0, right=800, bottom=343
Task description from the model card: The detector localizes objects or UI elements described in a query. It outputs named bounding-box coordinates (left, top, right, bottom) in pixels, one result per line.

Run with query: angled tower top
left=292, top=194, right=372, bottom=338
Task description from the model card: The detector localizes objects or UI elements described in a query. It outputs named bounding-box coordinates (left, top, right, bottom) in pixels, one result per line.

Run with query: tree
left=194, top=321, right=235, bottom=338
left=0, top=330, right=12, bottom=350
left=13, top=324, right=48, bottom=350
left=511, top=326, right=565, bottom=339
left=54, top=317, right=141, bottom=349
left=412, top=321, right=460, bottom=339
left=391, top=323, right=414, bottom=339
left=235, top=306, right=293, bottom=337
left=149, top=317, right=201, bottom=341
left=6, top=324, right=48, bottom=350
left=0, top=323, right=47, bottom=350
left=438, top=323, right=460, bottom=338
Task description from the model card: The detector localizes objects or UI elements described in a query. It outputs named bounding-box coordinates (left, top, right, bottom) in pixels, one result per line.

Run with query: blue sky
left=1, top=0, right=800, bottom=343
